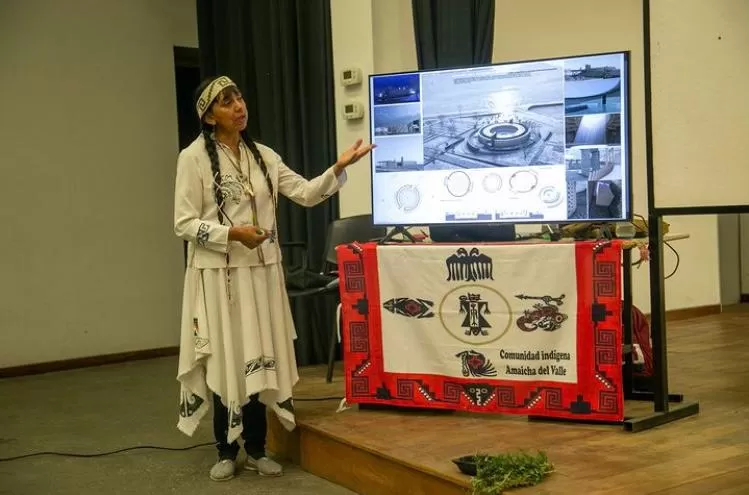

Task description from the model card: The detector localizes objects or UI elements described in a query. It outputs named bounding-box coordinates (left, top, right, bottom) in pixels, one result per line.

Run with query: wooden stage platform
left=268, top=306, right=749, bottom=494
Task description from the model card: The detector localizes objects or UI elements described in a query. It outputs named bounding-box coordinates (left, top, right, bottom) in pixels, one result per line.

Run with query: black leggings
left=212, top=393, right=267, bottom=460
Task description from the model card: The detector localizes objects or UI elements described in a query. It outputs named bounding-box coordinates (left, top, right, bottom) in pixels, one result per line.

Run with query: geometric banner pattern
left=337, top=240, right=624, bottom=423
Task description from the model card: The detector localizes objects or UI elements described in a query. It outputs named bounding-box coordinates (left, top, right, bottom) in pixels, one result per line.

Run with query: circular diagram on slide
left=445, top=171, right=472, bottom=197
left=538, top=186, right=563, bottom=207
left=482, top=173, right=503, bottom=193
left=395, top=184, right=421, bottom=212
left=508, top=170, right=538, bottom=194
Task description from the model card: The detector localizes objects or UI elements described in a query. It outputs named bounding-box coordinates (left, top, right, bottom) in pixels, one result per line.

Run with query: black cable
left=0, top=442, right=214, bottom=462
left=664, top=241, right=680, bottom=279
left=0, top=396, right=345, bottom=463
left=628, top=214, right=680, bottom=279
left=633, top=213, right=648, bottom=234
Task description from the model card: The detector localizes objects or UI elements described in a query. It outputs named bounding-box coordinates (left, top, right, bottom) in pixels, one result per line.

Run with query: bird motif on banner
left=446, top=248, right=494, bottom=282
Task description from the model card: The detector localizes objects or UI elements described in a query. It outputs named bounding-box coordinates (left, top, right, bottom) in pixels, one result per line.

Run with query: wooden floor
left=270, top=306, right=749, bottom=494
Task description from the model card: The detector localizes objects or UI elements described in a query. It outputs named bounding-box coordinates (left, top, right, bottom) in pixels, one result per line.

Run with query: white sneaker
left=209, top=459, right=236, bottom=481
left=245, top=455, right=283, bottom=477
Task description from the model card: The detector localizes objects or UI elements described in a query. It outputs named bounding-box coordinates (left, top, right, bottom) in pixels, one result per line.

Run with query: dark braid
left=242, top=130, right=275, bottom=203
left=194, top=77, right=228, bottom=225
left=202, top=123, right=225, bottom=225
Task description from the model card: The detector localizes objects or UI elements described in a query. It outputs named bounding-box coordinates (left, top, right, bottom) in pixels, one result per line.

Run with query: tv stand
left=429, top=223, right=517, bottom=243
left=379, top=226, right=418, bottom=244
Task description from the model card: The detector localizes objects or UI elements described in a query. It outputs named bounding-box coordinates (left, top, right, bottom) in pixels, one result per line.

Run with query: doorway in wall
left=173, top=46, right=201, bottom=151
left=173, top=46, right=201, bottom=265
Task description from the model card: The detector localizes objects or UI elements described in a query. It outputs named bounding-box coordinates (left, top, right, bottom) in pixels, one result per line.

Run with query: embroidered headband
left=196, top=76, right=237, bottom=119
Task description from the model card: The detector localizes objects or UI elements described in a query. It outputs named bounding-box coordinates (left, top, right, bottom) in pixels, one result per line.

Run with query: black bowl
left=452, top=455, right=478, bottom=476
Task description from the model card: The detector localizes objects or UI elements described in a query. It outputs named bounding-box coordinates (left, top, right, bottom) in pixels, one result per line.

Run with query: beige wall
left=331, top=0, right=375, bottom=217
left=333, top=0, right=418, bottom=217
left=649, top=0, right=749, bottom=209
left=372, top=0, right=418, bottom=75
left=0, top=0, right=197, bottom=367
left=331, top=0, right=724, bottom=313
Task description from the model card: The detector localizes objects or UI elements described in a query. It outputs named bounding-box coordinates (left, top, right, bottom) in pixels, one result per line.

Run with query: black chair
left=282, top=214, right=386, bottom=382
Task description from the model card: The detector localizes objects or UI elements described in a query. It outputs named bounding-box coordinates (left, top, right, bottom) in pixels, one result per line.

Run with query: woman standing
left=174, top=76, right=373, bottom=481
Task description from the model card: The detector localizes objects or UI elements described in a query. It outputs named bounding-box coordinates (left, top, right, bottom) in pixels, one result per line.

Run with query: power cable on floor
left=0, top=442, right=214, bottom=462
left=0, top=395, right=345, bottom=463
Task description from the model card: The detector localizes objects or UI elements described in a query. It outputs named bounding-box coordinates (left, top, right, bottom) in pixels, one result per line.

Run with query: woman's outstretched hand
left=334, top=139, right=375, bottom=176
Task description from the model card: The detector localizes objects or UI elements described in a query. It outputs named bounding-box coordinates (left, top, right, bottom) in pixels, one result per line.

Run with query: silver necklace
left=218, top=143, right=254, bottom=197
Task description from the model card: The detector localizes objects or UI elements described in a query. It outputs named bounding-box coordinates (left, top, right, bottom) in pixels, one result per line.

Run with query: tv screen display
left=368, top=51, right=631, bottom=227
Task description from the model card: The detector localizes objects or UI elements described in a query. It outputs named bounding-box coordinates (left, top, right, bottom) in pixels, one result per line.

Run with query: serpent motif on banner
left=515, top=294, right=567, bottom=332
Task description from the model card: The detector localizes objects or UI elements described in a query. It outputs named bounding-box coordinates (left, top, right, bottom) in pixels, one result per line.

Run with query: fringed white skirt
left=176, top=263, right=299, bottom=444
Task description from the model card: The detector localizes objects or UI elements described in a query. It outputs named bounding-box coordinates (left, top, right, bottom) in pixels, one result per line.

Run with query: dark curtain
left=411, top=0, right=495, bottom=70
left=196, top=0, right=339, bottom=365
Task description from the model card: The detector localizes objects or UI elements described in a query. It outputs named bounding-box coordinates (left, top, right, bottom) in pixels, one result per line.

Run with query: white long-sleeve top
left=174, top=134, right=346, bottom=268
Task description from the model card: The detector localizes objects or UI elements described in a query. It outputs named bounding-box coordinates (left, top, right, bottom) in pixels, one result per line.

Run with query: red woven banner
left=337, top=240, right=623, bottom=423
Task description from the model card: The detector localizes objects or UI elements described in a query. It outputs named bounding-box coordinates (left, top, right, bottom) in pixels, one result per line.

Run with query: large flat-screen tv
left=368, top=51, right=631, bottom=228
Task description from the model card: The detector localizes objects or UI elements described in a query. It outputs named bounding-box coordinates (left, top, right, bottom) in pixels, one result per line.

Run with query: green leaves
left=471, top=451, right=554, bottom=495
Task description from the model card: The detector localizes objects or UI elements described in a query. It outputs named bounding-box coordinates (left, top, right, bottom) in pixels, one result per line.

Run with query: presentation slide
left=370, top=52, right=629, bottom=226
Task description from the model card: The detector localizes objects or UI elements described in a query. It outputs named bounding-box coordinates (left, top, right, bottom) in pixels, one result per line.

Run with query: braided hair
left=241, top=130, right=275, bottom=203
left=194, top=79, right=227, bottom=225
left=201, top=124, right=227, bottom=225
